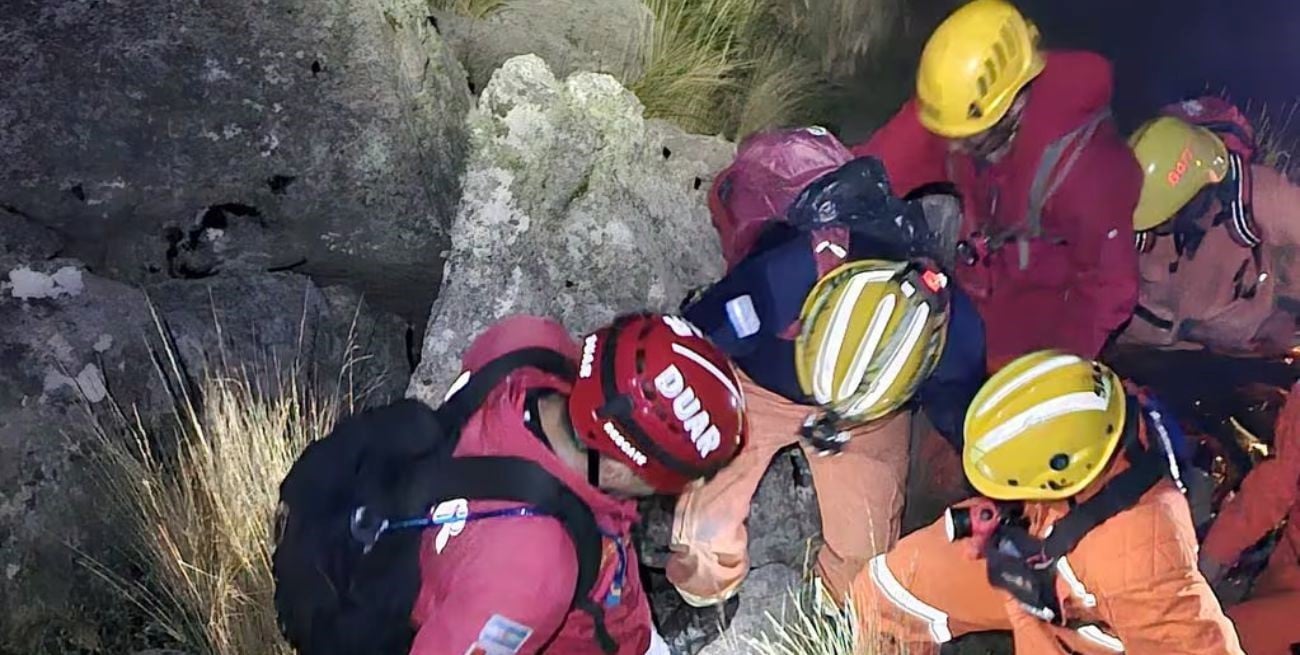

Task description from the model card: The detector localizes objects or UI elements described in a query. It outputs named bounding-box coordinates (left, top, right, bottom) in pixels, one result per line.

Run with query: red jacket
left=410, top=316, right=652, bottom=654
left=856, top=51, right=1141, bottom=370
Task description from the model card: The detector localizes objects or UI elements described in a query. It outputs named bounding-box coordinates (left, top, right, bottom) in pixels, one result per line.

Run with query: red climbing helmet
left=568, top=313, right=748, bottom=493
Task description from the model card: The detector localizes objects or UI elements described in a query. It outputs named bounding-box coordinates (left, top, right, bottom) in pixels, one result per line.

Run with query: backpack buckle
left=350, top=506, right=390, bottom=554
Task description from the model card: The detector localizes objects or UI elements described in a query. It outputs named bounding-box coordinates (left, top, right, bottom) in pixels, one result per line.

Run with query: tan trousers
left=666, top=373, right=912, bottom=604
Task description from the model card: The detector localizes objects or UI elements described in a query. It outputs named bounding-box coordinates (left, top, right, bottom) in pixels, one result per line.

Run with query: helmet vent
left=1049, top=454, right=1070, bottom=471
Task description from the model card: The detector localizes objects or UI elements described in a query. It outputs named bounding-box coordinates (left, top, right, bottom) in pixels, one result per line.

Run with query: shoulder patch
left=725, top=294, right=761, bottom=338
left=469, top=614, right=534, bottom=655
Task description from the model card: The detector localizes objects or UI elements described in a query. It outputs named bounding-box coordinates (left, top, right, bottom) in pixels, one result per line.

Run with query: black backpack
left=272, top=347, right=617, bottom=655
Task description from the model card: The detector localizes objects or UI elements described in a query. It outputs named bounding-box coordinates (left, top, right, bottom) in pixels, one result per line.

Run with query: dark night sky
left=1020, top=0, right=1300, bottom=135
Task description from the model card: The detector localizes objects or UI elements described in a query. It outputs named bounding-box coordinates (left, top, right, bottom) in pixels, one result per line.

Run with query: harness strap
left=439, top=347, right=576, bottom=445
left=436, top=348, right=616, bottom=654
left=1132, top=304, right=1175, bottom=331
left=1042, top=396, right=1167, bottom=560
left=1215, top=152, right=1263, bottom=249
left=1025, top=108, right=1112, bottom=242
left=432, top=456, right=615, bottom=653
left=952, top=108, right=1112, bottom=270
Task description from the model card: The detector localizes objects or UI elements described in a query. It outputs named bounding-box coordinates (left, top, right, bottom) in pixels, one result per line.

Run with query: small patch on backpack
left=725, top=294, right=761, bottom=338
left=469, top=614, right=533, bottom=654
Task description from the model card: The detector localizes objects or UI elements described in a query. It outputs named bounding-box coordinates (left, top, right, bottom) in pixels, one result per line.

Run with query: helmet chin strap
left=587, top=449, right=601, bottom=487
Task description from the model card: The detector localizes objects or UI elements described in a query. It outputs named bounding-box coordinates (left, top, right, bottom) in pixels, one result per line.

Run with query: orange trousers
left=1228, top=555, right=1300, bottom=655
left=666, top=373, right=911, bottom=604
left=851, top=515, right=1141, bottom=655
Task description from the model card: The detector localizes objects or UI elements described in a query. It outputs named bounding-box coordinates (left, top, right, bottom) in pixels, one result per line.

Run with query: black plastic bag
left=785, top=156, right=941, bottom=262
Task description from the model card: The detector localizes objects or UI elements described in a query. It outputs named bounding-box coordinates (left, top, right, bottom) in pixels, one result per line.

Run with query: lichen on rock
left=409, top=54, right=733, bottom=400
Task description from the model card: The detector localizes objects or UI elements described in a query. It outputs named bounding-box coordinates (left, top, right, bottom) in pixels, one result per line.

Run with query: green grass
left=724, top=582, right=913, bottom=655
left=627, top=0, right=904, bottom=139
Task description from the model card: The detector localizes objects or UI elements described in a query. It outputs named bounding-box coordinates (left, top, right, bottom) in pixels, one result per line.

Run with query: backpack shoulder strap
left=1042, top=395, right=1166, bottom=560
left=437, top=347, right=577, bottom=443
left=1216, top=152, right=1263, bottom=248
left=1025, top=108, right=1112, bottom=239
left=436, top=456, right=616, bottom=653
left=430, top=346, right=614, bottom=653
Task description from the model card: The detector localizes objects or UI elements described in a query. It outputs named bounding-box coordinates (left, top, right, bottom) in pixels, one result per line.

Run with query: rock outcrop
left=408, top=54, right=732, bottom=399
left=406, top=54, right=836, bottom=653
left=641, top=449, right=822, bottom=654
left=0, top=0, right=471, bottom=319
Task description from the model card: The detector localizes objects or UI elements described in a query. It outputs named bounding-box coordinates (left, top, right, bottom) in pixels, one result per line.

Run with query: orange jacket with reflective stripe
left=1006, top=424, right=1242, bottom=654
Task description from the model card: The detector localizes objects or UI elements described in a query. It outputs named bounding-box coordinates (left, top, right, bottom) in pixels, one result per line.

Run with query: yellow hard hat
left=963, top=350, right=1127, bottom=501
left=1129, top=116, right=1230, bottom=231
left=795, top=260, right=951, bottom=424
left=916, top=0, right=1046, bottom=138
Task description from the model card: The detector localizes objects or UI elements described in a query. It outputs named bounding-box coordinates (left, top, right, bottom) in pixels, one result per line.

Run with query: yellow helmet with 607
left=1129, top=116, right=1230, bottom=232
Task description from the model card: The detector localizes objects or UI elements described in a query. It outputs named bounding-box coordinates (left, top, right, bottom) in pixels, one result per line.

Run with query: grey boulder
left=408, top=54, right=732, bottom=401
left=0, top=0, right=472, bottom=319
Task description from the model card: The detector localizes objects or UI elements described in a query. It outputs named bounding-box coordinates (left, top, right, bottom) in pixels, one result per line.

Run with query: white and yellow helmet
left=795, top=259, right=951, bottom=424
left=964, top=350, right=1128, bottom=501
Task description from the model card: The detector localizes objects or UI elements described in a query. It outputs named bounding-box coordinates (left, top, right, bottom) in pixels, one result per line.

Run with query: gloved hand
left=800, top=412, right=850, bottom=456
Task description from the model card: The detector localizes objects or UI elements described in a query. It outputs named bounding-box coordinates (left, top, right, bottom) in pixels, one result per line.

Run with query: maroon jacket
left=855, top=51, right=1141, bottom=370
left=410, top=316, right=652, bottom=654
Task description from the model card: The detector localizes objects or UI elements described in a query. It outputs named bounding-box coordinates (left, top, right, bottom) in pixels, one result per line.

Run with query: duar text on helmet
left=653, top=364, right=722, bottom=458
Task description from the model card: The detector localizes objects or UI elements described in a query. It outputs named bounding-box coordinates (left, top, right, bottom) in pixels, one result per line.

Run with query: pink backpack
left=1161, top=96, right=1256, bottom=164
left=708, top=127, right=853, bottom=270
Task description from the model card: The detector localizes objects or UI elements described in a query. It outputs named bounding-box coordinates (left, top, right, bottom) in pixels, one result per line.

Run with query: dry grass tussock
left=1242, top=100, right=1299, bottom=180
left=629, top=0, right=903, bottom=138
left=725, top=584, right=904, bottom=655
left=430, top=0, right=510, bottom=20
left=79, top=301, right=370, bottom=655
left=429, top=0, right=905, bottom=137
